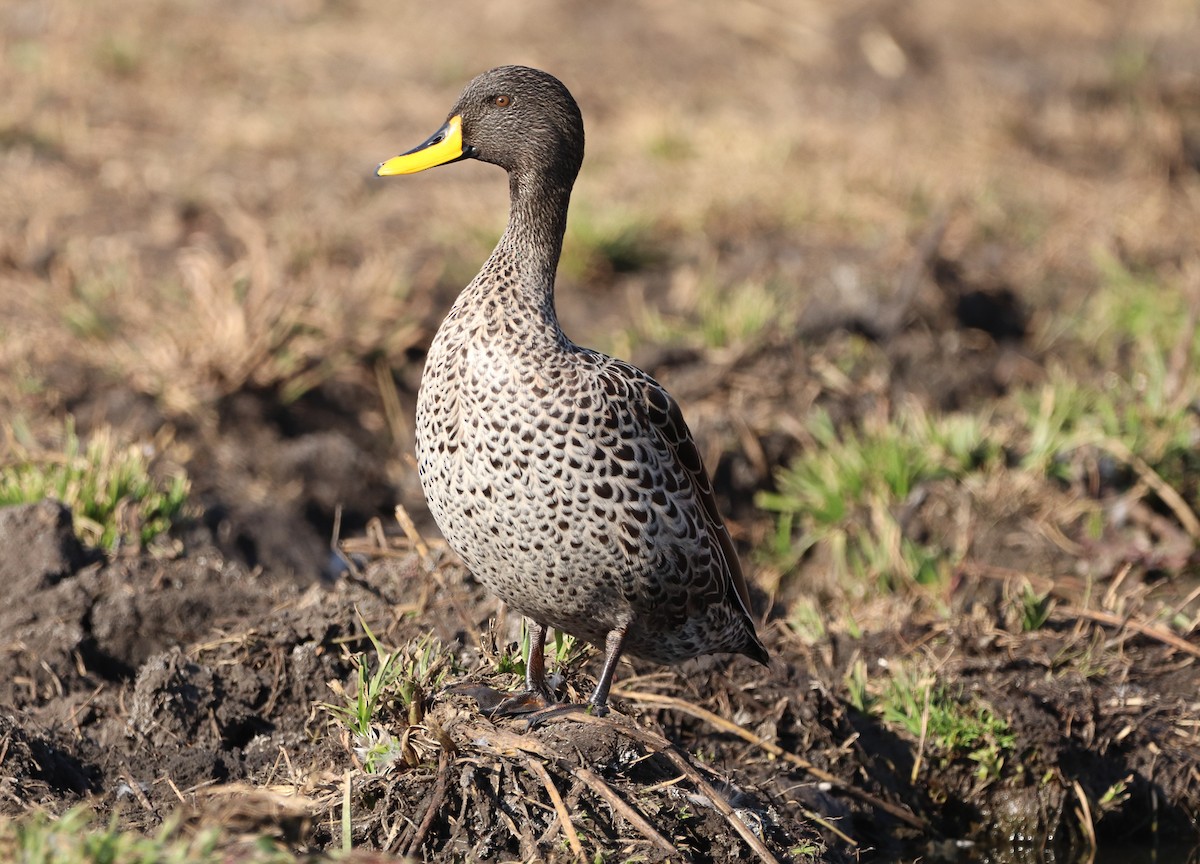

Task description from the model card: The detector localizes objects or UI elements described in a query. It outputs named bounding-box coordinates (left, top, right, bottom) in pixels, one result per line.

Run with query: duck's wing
left=600, top=358, right=759, bottom=625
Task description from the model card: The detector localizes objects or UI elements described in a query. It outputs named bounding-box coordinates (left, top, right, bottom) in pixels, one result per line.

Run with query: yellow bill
left=376, top=115, right=465, bottom=176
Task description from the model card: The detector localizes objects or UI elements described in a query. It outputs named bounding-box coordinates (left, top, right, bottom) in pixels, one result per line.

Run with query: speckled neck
left=462, top=168, right=573, bottom=343
left=517, top=169, right=574, bottom=263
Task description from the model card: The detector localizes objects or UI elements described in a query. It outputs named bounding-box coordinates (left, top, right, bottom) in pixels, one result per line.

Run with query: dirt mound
left=338, top=705, right=825, bottom=862
left=0, top=714, right=99, bottom=807
left=1, top=500, right=1197, bottom=861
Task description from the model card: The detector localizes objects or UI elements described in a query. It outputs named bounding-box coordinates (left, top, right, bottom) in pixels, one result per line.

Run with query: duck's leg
left=484, top=620, right=553, bottom=717
left=524, top=619, right=550, bottom=698
left=587, top=624, right=628, bottom=716
left=518, top=623, right=630, bottom=729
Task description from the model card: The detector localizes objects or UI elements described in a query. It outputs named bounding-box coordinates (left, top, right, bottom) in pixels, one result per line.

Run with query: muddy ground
left=1, top=497, right=1198, bottom=863
left=3, top=0, right=1200, bottom=861
left=1, top=329, right=1198, bottom=864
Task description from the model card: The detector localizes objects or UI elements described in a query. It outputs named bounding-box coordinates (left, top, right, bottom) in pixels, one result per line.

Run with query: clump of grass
left=494, top=639, right=525, bottom=678
left=616, top=277, right=790, bottom=355
left=646, top=129, right=694, bottom=162
left=1098, top=775, right=1133, bottom=813
left=61, top=221, right=425, bottom=415
left=0, top=419, right=190, bottom=552
left=759, top=404, right=996, bottom=594
left=561, top=210, right=663, bottom=282
left=0, top=807, right=297, bottom=863
left=1018, top=584, right=1055, bottom=632
left=548, top=628, right=590, bottom=672
left=848, top=661, right=1016, bottom=782
left=323, top=621, right=458, bottom=774
left=1017, top=366, right=1199, bottom=490
left=496, top=623, right=591, bottom=680
left=763, top=254, right=1200, bottom=602
left=95, top=34, right=143, bottom=78
left=787, top=597, right=827, bottom=644
left=695, top=279, right=787, bottom=348
left=1085, top=251, right=1184, bottom=353
left=845, top=658, right=872, bottom=714
left=62, top=266, right=126, bottom=340
left=1040, top=252, right=1200, bottom=488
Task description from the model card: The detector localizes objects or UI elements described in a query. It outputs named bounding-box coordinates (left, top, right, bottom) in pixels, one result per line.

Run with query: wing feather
left=609, top=359, right=759, bottom=626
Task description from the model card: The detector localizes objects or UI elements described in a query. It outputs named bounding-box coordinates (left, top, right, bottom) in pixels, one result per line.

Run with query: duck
left=377, top=65, right=768, bottom=714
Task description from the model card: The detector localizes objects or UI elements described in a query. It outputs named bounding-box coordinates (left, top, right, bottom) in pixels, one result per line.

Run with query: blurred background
left=2, top=0, right=1199, bottom=616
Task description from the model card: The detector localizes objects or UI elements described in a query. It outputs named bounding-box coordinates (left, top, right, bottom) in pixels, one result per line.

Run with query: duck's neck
left=505, top=171, right=572, bottom=281
left=466, top=170, right=573, bottom=338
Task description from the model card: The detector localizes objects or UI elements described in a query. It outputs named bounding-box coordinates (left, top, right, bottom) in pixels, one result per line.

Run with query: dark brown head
left=377, top=65, right=584, bottom=186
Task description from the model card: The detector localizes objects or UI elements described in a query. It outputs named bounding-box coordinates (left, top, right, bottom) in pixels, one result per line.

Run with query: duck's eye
left=493, top=94, right=511, bottom=108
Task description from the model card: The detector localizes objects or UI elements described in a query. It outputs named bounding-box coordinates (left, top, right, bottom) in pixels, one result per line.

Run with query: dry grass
left=3, top=0, right=1199, bottom=631
left=4, top=0, right=1198, bottom=422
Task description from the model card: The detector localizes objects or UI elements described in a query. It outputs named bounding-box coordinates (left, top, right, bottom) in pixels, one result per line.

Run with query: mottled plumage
left=378, top=66, right=768, bottom=712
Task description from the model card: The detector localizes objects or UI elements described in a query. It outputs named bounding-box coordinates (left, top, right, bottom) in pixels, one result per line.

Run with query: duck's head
left=377, top=65, right=584, bottom=184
